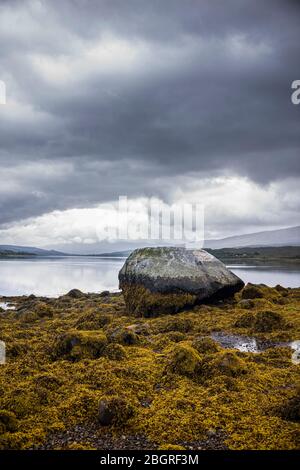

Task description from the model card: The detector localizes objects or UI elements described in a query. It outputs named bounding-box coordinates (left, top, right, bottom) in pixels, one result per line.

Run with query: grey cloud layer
left=0, top=0, right=299, bottom=225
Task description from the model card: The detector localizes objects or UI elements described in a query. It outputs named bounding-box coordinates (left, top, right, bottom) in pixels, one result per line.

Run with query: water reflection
left=0, top=257, right=299, bottom=297
left=211, top=332, right=260, bottom=352
left=0, top=257, right=125, bottom=297
left=229, top=265, right=300, bottom=288
left=211, top=332, right=300, bottom=359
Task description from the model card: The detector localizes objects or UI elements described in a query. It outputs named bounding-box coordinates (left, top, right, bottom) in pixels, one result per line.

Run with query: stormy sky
left=0, top=0, right=299, bottom=251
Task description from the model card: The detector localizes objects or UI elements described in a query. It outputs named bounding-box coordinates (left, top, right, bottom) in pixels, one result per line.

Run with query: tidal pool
left=0, top=302, right=15, bottom=311
left=210, top=331, right=300, bottom=363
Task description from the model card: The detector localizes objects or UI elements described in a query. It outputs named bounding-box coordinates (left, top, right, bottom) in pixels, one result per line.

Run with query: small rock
left=0, top=410, right=18, bottom=432
left=237, top=299, right=254, bottom=309
left=241, top=284, right=264, bottom=299
left=104, top=343, right=127, bottom=360
left=99, top=290, right=110, bottom=297
left=66, top=289, right=86, bottom=299
left=108, top=327, right=138, bottom=345
left=53, top=330, right=107, bottom=361
left=126, top=323, right=150, bottom=335
left=279, top=389, right=300, bottom=422
left=98, top=397, right=135, bottom=426
left=192, top=336, right=219, bottom=354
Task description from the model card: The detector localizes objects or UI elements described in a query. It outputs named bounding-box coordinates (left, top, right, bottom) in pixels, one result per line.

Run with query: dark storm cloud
left=0, top=0, right=299, bottom=225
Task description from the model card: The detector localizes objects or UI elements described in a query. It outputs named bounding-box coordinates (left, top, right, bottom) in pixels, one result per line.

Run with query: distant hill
left=93, top=226, right=300, bottom=256
left=94, top=245, right=300, bottom=264
left=93, top=250, right=132, bottom=258
left=0, top=245, right=65, bottom=257
left=204, top=226, right=300, bottom=249
left=206, top=246, right=300, bottom=265
left=1, top=226, right=299, bottom=257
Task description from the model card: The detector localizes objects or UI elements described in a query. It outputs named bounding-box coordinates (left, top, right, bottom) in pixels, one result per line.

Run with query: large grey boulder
left=119, top=247, right=244, bottom=316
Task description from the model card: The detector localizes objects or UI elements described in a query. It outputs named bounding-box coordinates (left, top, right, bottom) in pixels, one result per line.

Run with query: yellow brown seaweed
left=0, top=284, right=299, bottom=450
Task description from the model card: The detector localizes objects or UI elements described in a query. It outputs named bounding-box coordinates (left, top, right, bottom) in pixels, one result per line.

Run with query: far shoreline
left=1, top=245, right=300, bottom=265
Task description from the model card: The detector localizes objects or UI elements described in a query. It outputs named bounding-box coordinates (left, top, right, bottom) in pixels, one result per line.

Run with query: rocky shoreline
left=0, top=283, right=299, bottom=450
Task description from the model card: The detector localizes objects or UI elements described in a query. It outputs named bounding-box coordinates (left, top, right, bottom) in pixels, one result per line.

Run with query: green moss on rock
left=156, top=317, right=194, bottom=333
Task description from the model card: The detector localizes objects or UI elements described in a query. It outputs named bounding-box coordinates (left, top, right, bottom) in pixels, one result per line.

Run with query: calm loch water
left=0, top=257, right=299, bottom=297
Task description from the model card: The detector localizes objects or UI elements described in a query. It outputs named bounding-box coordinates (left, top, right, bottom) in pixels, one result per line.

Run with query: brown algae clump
left=241, top=284, right=265, bottom=299
left=279, top=388, right=300, bottom=423
left=235, top=310, right=290, bottom=333
left=192, top=336, right=220, bottom=354
left=0, top=410, right=18, bottom=433
left=168, top=343, right=201, bottom=376
left=53, top=330, right=107, bottom=361
left=104, top=343, right=127, bottom=361
left=253, top=311, right=288, bottom=333
left=202, top=351, right=248, bottom=379
left=98, top=396, right=136, bottom=426
left=121, top=283, right=197, bottom=317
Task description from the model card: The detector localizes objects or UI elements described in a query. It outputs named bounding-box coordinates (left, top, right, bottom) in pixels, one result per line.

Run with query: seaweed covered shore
left=0, top=284, right=299, bottom=450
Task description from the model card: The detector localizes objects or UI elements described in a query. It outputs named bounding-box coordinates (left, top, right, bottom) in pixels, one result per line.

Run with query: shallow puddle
left=291, top=340, right=300, bottom=364
left=211, top=331, right=300, bottom=360
left=0, top=302, right=16, bottom=311
left=211, top=332, right=263, bottom=352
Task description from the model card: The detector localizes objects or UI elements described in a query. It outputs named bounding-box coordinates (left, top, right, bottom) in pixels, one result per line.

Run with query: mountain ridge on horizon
left=0, top=225, right=299, bottom=256
left=204, top=225, right=300, bottom=249
left=0, top=245, right=64, bottom=256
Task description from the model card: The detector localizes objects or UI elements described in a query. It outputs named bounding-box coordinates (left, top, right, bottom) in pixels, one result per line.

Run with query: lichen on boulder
left=119, top=247, right=244, bottom=316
